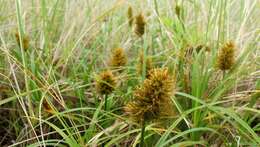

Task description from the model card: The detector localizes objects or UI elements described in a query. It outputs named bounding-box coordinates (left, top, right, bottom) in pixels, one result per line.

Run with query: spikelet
left=185, top=44, right=210, bottom=57
left=127, top=6, right=134, bottom=27
left=135, top=13, right=145, bottom=37
left=137, top=51, right=153, bottom=77
left=110, top=48, right=127, bottom=68
left=217, top=41, right=235, bottom=71
left=15, top=32, right=29, bottom=51
left=125, top=68, right=175, bottom=122
left=175, top=5, right=181, bottom=18
left=195, top=44, right=211, bottom=52
left=96, top=70, right=116, bottom=95
left=0, top=85, right=10, bottom=99
left=43, top=99, right=53, bottom=113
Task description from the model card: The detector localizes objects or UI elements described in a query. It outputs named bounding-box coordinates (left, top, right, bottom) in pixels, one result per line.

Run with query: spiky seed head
left=110, top=48, right=127, bottom=68
left=127, top=6, right=134, bottom=27
left=137, top=51, right=153, bottom=78
left=125, top=68, right=175, bottom=122
left=15, top=32, right=29, bottom=51
left=96, top=70, right=116, bottom=95
left=217, top=41, right=235, bottom=71
left=135, top=13, right=145, bottom=37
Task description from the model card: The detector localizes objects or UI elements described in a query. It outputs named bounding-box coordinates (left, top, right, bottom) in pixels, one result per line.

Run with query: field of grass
left=0, top=0, right=259, bottom=146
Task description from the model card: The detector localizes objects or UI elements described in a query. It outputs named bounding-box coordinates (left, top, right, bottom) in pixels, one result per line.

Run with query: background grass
left=0, top=0, right=259, bottom=146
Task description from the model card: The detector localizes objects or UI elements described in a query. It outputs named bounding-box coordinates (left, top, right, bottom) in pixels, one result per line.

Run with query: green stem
left=244, top=80, right=260, bottom=122
left=15, top=0, right=35, bottom=119
left=222, top=70, right=226, bottom=80
left=104, top=94, right=108, bottom=111
left=140, top=118, right=146, bottom=147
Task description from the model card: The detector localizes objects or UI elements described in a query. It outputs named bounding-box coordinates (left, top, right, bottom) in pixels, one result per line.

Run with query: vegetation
left=0, top=0, right=259, bottom=146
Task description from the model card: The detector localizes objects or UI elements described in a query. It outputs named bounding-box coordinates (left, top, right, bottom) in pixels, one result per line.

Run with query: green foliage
left=0, top=0, right=259, bottom=146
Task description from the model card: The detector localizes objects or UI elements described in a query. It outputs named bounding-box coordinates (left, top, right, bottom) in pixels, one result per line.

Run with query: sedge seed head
left=125, top=68, right=175, bottom=122
left=15, top=32, right=29, bottom=51
left=96, top=70, right=116, bottom=95
left=195, top=44, right=211, bottom=52
left=135, top=13, right=146, bottom=37
left=175, top=5, right=181, bottom=18
left=217, top=41, right=235, bottom=71
left=127, top=6, right=134, bottom=27
left=185, top=44, right=210, bottom=57
left=110, top=48, right=127, bottom=68
left=43, top=99, right=53, bottom=113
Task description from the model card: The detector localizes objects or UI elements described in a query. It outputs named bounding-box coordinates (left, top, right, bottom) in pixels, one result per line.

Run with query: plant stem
left=104, top=94, right=108, bottom=111
left=222, top=70, right=226, bottom=80
left=140, top=118, right=146, bottom=147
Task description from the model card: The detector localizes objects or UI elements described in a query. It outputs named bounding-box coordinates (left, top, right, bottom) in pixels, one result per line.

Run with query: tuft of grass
left=0, top=0, right=259, bottom=146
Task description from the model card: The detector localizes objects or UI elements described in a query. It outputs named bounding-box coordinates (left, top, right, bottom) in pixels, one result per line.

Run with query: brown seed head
left=125, top=68, right=175, bottom=122
left=96, top=70, right=116, bottom=95
left=127, top=6, right=134, bottom=27
left=110, top=48, right=127, bottom=68
left=135, top=13, right=146, bottom=37
left=15, top=32, right=29, bottom=51
left=217, top=41, right=235, bottom=71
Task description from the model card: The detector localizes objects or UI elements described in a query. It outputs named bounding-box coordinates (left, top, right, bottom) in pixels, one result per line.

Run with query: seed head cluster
left=96, top=70, right=116, bottom=95
left=125, top=68, right=175, bottom=122
left=135, top=13, right=145, bottom=37
left=110, top=48, right=127, bottom=68
left=175, top=5, right=181, bottom=18
left=127, top=6, right=134, bottom=27
left=15, top=32, right=30, bottom=51
left=217, top=41, right=235, bottom=71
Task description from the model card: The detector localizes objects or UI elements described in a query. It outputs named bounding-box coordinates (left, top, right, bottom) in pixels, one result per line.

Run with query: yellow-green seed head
left=217, top=41, right=235, bottom=71
left=125, top=68, right=175, bottom=122
left=15, top=32, right=29, bottom=51
left=96, top=70, right=116, bottom=95
left=175, top=5, right=181, bottom=18
left=110, top=48, right=127, bottom=68
left=135, top=13, right=146, bottom=37
left=127, top=6, right=134, bottom=27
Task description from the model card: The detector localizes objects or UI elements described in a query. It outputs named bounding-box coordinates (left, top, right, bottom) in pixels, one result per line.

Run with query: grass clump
left=0, top=0, right=259, bottom=146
